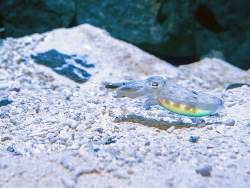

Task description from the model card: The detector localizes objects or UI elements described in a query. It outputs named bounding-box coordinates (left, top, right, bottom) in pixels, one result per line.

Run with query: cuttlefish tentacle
left=105, top=76, right=223, bottom=117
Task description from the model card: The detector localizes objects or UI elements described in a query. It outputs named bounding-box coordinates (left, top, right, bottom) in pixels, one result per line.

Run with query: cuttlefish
left=105, top=76, right=223, bottom=117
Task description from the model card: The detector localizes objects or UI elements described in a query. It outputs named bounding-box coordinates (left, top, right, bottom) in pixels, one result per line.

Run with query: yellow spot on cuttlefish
left=158, top=98, right=213, bottom=117
left=173, top=103, right=180, bottom=108
left=185, top=106, right=192, bottom=111
left=164, top=100, right=171, bottom=105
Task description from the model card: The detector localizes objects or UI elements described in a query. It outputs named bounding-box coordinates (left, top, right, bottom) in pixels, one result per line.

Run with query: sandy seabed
left=0, top=24, right=249, bottom=188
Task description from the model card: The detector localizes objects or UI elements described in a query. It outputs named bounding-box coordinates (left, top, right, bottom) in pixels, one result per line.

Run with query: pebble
left=127, top=169, right=134, bottom=174
left=49, top=137, right=59, bottom=144
left=106, top=165, right=118, bottom=172
left=167, top=126, right=175, bottom=133
left=206, top=145, right=214, bottom=149
left=66, top=140, right=73, bottom=147
left=189, top=136, right=199, bottom=143
left=224, top=119, right=236, bottom=126
left=196, top=165, right=212, bottom=177
left=216, top=126, right=225, bottom=134
left=233, top=147, right=239, bottom=154
left=59, top=135, right=69, bottom=142
left=1, top=134, right=12, bottom=141
left=154, top=149, right=162, bottom=156
left=125, top=158, right=137, bottom=164
left=208, top=153, right=219, bottom=157
left=7, top=146, right=15, bottom=152
left=116, top=160, right=125, bottom=167
left=144, top=140, right=150, bottom=146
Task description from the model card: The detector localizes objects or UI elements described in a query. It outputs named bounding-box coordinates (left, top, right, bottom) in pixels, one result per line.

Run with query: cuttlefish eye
left=151, top=82, right=159, bottom=87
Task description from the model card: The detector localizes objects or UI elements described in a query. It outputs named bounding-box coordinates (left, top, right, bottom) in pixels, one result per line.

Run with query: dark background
left=0, top=0, right=249, bottom=69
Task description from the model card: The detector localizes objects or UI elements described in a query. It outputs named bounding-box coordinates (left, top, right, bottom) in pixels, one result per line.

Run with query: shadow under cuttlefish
left=113, top=114, right=223, bottom=130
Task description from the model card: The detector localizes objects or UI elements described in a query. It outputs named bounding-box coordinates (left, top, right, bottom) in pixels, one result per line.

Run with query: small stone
left=206, top=145, right=214, bottom=149
left=59, top=135, right=69, bottom=142
left=208, top=153, right=219, bottom=157
left=106, top=165, right=118, bottom=172
left=66, top=140, right=73, bottom=147
left=127, top=169, right=134, bottom=174
left=1, top=134, right=12, bottom=141
left=189, top=136, right=199, bottom=143
left=229, top=153, right=237, bottom=159
left=154, top=149, right=162, bottom=156
left=206, top=126, right=213, bottom=130
left=176, top=135, right=183, bottom=139
left=104, top=137, right=116, bottom=145
left=196, top=165, right=212, bottom=177
left=116, top=160, right=125, bottom=167
left=233, top=147, right=239, bottom=154
left=197, top=122, right=207, bottom=128
left=62, top=119, right=79, bottom=129
left=224, top=119, right=235, bottom=126
left=167, top=126, right=175, bottom=133
left=144, top=140, right=150, bottom=146
left=216, top=126, right=225, bottom=134
left=49, top=137, right=59, bottom=144
left=125, top=158, right=137, bottom=164
left=95, top=127, right=104, bottom=133
left=7, top=146, right=15, bottom=152
left=0, top=99, right=13, bottom=107
left=181, top=155, right=190, bottom=161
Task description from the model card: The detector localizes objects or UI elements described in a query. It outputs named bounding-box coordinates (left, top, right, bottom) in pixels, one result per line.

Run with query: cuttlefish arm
left=105, top=76, right=223, bottom=117
left=104, top=79, right=149, bottom=99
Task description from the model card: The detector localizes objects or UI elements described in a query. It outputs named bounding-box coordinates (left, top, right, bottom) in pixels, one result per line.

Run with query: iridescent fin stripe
left=158, top=98, right=215, bottom=117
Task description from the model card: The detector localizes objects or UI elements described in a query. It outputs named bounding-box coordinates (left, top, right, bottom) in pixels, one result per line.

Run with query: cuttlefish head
left=144, top=76, right=165, bottom=98
left=105, top=76, right=166, bottom=99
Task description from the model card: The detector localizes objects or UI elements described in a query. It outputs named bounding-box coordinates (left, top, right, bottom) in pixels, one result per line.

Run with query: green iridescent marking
left=158, top=98, right=214, bottom=117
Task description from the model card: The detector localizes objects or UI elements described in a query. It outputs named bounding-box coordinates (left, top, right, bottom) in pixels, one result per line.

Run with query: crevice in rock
left=194, top=4, right=224, bottom=33
left=68, top=0, right=77, bottom=28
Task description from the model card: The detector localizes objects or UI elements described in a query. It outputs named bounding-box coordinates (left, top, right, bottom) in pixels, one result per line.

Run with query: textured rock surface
left=0, top=0, right=75, bottom=37
left=1, top=0, right=249, bottom=69
left=0, top=24, right=249, bottom=188
left=76, top=0, right=196, bottom=57
left=195, top=0, right=250, bottom=69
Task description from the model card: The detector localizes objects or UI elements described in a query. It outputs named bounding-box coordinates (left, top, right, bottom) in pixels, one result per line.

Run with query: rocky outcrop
left=0, top=0, right=249, bottom=69
left=0, top=0, right=75, bottom=37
